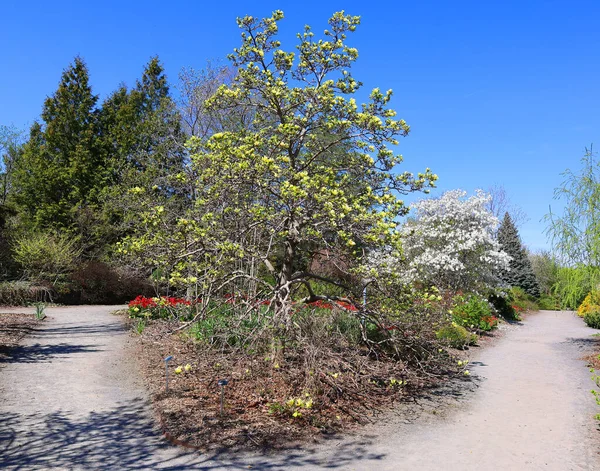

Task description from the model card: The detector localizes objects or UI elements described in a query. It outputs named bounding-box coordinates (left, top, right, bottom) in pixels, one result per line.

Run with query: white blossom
left=397, top=189, right=511, bottom=290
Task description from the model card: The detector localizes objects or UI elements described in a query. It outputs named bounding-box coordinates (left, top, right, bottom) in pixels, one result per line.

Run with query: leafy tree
left=545, top=147, right=600, bottom=267
left=544, top=147, right=600, bottom=306
left=120, top=11, right=437, bottom=327
left=529, top=250, right=559, bottom=297
left=497, top=212, right=540, bottom=297
left=398, top=190, right=509, bottom=291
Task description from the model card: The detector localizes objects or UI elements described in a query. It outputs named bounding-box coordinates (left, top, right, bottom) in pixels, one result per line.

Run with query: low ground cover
left=125, top=289, right=513, bottom=450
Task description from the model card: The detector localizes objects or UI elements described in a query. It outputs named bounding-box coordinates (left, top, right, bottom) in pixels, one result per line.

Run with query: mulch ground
left=0, top=312, right=39, bottom=361
left=125, top=313, right=508, bottom=452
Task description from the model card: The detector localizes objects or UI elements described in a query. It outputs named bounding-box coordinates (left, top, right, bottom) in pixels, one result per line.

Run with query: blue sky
left=2, top=0, right=599, bottom=251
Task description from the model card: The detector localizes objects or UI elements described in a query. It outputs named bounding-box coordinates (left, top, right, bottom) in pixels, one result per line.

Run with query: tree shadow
left=0, top=343, right=103, bottom=364
left=0, top=399, right=386, bottom=470
left=30, top=321, right=126, bottom=338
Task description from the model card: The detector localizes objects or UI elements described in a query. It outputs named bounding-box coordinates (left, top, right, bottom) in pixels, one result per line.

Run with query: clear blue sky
left=2, top=0, right=599, bottom=251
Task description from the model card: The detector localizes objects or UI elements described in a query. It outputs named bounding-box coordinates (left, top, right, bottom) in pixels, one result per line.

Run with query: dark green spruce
left=497, top=212, right=540, bottom=297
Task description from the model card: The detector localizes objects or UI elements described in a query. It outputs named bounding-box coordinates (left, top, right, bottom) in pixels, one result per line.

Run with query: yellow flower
left=184, top=364, right=192, bottom=372
left=463, top=370, right=470, bottom=376
left=174, top=366, right=183, bottom=374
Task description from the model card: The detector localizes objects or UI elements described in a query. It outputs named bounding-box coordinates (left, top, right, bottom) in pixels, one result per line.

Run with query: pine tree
left=497, top=212, right=540, bottom=297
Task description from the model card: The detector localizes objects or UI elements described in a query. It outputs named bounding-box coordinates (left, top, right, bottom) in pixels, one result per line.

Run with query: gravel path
left=1, top=307, right=599, bottom=470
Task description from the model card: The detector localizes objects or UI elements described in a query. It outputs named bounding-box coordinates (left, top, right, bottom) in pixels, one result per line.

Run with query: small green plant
left=590, top=369, right=600, bottom=420
left=134, top=319, right=146, bottom=334
left=436, top=323, right=478, bottom=349
left=33, top=302, right=46, bottom=320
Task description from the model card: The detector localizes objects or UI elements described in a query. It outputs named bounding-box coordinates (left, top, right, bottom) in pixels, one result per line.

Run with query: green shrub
left=538, top=295, right=560, bottom=310
left=488, top=291, right=519, bottom=320
left=584, top=310, right=600, bottom=329
left=13, top=231, right=80, bottom=282
left=510, top=286, right=539, bottom=312
left=452, top=294, right=498, bottom=331
left=436, top=324, right=478, bottom=349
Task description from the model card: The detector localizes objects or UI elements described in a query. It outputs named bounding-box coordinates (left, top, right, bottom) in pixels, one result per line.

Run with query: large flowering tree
left=119, top=11, right=437, bottom=329
left=399, top=190, right=510, bottom=291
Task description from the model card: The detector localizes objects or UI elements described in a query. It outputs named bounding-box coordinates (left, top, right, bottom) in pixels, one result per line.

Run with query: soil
left=0, top=311, right=40, bottom=362
left=0, top=308, right=599, bottom=470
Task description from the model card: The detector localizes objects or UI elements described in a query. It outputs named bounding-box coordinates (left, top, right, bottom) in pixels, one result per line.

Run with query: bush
left=452, top=294, right=498, bottom=331
left=509, top=286, right=539, bottom=314
left=488, top=290, right=519, bottom=321
left=577, top=291, right=600, bottom=318
left=584, top=310, right=600, bottom=329
left=538, top=295, right=560, bottom=310
left=436, top=324, right=478, bottom=349
left=64, top=262, right=154, bottom=304
left=13, top=231, right=80, bottom=282
left=0, top=281, right=53, bottom=305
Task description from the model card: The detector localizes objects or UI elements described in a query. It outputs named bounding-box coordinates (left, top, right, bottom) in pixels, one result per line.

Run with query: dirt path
left=1, top=308, right=599, bottom=470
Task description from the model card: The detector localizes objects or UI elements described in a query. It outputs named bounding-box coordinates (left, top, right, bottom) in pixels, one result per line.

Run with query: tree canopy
left=119, top=10, right=438, bottom=326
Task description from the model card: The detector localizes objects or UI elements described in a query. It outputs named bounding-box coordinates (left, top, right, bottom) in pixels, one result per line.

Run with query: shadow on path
left=0, top=343, right=103, bottom=364
left=0, top=399, right=386, bottom=470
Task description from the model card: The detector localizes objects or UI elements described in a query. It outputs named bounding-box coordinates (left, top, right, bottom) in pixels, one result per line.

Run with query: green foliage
left=509, top=286, right=539, bottom=314
left=529, top=250, right=560, bottom=298
left=33, top=302, right=46, bottom=320
left=553, top=265, right=600, bottom=310
left=118, top=10, right=437, bottom=328
left=436, top=324, right=477, bottom=349
left=497, top=212, right=540, bottom=297
left=537, top=296, right=560, bottom=310
left=591, top=370, right=600, bottom=420
left=134, top=319, right=146, bottom=335
left=188, top=305, right=268, bottom=348
left=12, top=231, right=80, bottom=282
left=584, top=310, right=600, bottom=329
left=488, top=290, right=519, bottom=320
left=545, top=147, right=600, bottom=268
left=451, top=294, right=498, bottom=331
left=11, top=58, right=107, bottom=233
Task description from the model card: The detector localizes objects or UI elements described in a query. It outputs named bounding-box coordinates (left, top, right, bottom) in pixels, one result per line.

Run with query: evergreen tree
left=11, top=57, right=106, bottom=232
left=97, top=57, right=187, bottom=250
left=497, top=212, right=540, bottom=297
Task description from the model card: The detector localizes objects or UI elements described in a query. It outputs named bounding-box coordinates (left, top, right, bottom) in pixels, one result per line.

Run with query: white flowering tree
left=399, top=189, right=510, bottom=291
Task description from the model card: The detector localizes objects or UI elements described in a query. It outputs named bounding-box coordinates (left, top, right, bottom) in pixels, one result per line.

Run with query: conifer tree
left=497, top=212, right=540, bottom=297
left=11, top=57, right=105, bottom=231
